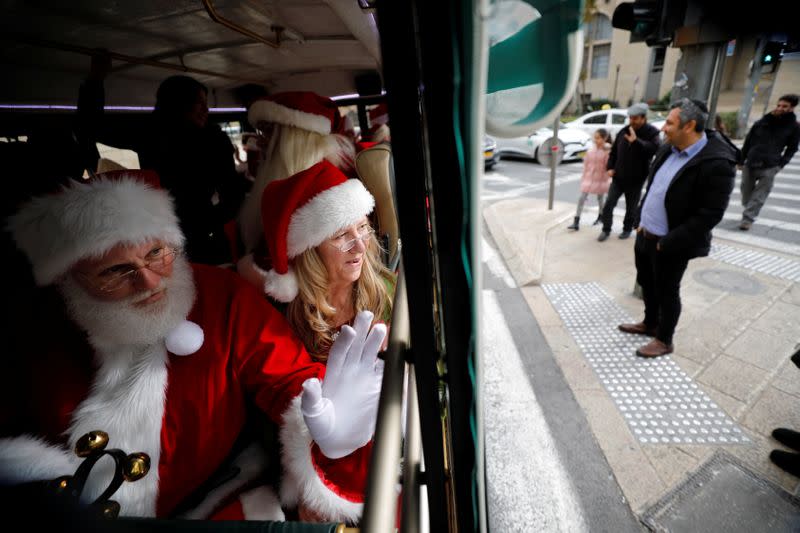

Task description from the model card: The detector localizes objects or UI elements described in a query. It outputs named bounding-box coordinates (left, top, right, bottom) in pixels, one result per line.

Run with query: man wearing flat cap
left=598, top=102, right=661, bottom=241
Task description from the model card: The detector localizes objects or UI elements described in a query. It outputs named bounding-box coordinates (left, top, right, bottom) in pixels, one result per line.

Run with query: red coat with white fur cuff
left=0, top=265, right=324, bottom=519
left=279, top=396, right=372, bottom=524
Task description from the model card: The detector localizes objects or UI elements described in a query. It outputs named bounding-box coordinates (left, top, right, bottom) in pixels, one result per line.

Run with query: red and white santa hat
left=368, top=102, right=389, bottom=127
left=248, top=91, right=341, bottom=135
left=7, top=171, right=184, bottom=286
left=240, top=160, right=374, bottom=303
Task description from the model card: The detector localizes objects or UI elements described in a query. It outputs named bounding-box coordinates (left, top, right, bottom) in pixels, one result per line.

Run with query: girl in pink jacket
left=568, top=128, right=612, bottom=230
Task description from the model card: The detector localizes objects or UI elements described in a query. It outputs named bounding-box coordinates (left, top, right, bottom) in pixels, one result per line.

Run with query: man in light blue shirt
left=639, top=133, right=707, bottom=237
left=617, top=99, right=737, bottom=358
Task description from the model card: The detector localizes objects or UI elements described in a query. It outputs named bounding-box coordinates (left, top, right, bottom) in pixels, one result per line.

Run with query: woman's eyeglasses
left=81, top=247, right=180, bottom=292
left=328, top=226, right=375, bottom=253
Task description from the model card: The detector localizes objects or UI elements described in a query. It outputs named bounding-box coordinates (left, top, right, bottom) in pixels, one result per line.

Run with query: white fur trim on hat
left=264, top=266, right=300, bottom=304
left=237, top=254, right=299, bottom=304
left=287, top=179, right=375, bottom=258
left=7, top=178, right=184, bottom=286
left=249, top=100, right=331, bottom=135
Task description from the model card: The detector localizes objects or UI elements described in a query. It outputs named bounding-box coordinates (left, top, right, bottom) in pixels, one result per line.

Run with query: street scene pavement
left=481, top=151, right=800, bottom=531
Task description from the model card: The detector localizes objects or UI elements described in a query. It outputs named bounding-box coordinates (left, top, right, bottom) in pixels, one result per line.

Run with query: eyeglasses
left=327, top=226, right=375, bottom=253
left=81, top=247, right=180, bottom=292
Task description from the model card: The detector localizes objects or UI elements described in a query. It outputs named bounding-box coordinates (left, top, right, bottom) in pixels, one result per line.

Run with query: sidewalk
left=484, top=197, right=800, bottom=523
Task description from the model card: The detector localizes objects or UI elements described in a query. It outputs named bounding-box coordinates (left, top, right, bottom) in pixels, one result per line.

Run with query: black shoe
left=567, top=216, right=580, bottom=231
left=618, top=230, right=632, bottom=239
left=769, top=449, right=800, bottom=477
left=772, top=428, right=800, bottom=451
left=597, top=231, right=610, bottom=242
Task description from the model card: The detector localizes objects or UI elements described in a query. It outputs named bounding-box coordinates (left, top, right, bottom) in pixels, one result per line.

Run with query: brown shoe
left=636, top=339, right=674, bottom=358
left=739, top=220, right=752, bottom=230
left=618, top=322, right=657, bottom=336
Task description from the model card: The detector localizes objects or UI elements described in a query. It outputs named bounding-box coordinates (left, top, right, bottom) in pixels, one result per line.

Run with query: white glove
left=301, top=310, right=387, bottom=459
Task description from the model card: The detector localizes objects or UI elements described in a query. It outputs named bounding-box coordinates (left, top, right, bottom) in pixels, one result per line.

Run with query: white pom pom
left=165, top=320, right=204, bottom=356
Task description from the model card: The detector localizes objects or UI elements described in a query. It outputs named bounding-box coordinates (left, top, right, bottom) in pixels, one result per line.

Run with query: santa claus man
left=0, top=173, right=385, bottom=523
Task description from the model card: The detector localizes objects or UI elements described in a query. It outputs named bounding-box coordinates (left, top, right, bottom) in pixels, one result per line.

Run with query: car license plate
left=484, top=151, right=493, bottom=157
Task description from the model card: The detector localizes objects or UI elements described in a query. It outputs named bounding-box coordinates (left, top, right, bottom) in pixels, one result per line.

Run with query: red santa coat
left=0, top=265, right=329, bottom=518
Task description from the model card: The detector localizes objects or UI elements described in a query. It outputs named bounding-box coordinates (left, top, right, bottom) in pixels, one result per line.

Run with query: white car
left=565, top=108, right=668, bottom=139
left=495, top=126, right=592, bottom=164
left=650, top=119, right=666, bottom=140
left=565, top=108, right=630, bottom=138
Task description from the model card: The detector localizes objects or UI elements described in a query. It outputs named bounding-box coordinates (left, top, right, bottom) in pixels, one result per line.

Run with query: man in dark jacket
left=618, top=98, right=738, bottom=358
left=598, top=103, right=660, bottom=241
left=738, top=94, right=800, bottom=230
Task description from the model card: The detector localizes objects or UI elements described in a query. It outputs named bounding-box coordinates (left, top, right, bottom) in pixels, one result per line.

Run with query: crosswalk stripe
left=712, top=228, right=800, bottom=257
left=731, top=189, right=800, bottom=202
left=721, top=211, right=800, bottom=232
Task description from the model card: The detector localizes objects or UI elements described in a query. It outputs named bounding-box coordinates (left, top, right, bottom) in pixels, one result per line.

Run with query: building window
left=591, top=44, right=611, bottom=78
left=584, top=14, right=613, bottom=80
left=587, top=14, right=612, bottom=41
left=651, top=47, right=666, bottom=73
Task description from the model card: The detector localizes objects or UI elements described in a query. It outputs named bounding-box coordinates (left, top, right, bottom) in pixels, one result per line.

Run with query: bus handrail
left=200, top=0, right=302, bottom=48
left=361, top=263, right=418, bottom=532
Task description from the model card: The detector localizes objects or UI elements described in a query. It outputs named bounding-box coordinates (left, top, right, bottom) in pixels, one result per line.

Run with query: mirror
left=486, top=0, right=584, bottom=138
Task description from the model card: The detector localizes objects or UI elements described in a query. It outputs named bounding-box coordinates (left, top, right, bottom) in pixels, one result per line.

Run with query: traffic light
left=760, top=41, right=784, bottom=69
left=612, top=0, right=687, bottom=47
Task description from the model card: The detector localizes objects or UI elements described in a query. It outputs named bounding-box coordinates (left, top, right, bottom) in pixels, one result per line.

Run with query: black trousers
left=601, top=180, right=643, bottom=233
left=634, top=233, right=689, bottom=345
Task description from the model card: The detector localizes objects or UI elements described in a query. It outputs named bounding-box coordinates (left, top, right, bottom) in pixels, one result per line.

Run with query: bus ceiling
left=0, top=0, right=383, bottom=106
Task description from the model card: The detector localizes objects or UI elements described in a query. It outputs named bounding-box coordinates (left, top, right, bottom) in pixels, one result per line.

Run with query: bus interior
left=0, top=1, right=583, bottom=531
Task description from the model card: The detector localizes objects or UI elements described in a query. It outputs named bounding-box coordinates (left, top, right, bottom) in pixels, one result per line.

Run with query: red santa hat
left=7, top=172, right=184, bottom=286
left=248, top=91, right=340, bottom=135
left=368, top=102, right=389, bottom=126
left=240, top=160, right=374, bottom=303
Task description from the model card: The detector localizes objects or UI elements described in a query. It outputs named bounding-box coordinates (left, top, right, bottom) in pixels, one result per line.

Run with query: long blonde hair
left=238, top=124, right=355, bottom=252
left=286, top=234, right=393, bottom=362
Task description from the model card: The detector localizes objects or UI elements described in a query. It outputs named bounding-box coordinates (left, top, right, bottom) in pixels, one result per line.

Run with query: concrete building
left=574, top=1, right=799, bottom=135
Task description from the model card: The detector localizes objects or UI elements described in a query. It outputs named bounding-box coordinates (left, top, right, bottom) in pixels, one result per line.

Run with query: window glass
left=584, top=113, right=607, bottom=124
left=611, top=113, right=627, bottom=124
left=587, top=14, right=612, bottom=41
left=591, top=44, right=610, bottom=78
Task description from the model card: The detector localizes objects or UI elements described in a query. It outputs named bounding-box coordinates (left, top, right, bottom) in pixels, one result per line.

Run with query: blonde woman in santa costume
left=237, top=92, right=356, bottom=253
left=0, top=172, right=385, bottom=523
left=238, top=160, right=395, bottom=524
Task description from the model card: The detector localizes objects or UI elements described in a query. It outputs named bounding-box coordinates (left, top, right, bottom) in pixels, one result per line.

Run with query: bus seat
left=96, top=157, right=128, bottom=173
left=354, top=142, right=400, bottom=270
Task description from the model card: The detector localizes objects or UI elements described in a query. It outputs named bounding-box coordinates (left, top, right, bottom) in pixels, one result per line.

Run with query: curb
left=483, top=198, right=574, bottom=286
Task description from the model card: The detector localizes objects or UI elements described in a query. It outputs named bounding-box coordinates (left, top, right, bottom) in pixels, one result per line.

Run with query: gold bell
left=52, top=475, right=73, bottom=493
left=97, top=500, right=121, bottom=519
left=75, top=431, right=109, bottom=457
left=123, top=452, right=151, bottom=482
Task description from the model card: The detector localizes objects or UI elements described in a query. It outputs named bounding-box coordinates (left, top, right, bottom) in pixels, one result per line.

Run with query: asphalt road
left=484, top=155, right=800, bottom=256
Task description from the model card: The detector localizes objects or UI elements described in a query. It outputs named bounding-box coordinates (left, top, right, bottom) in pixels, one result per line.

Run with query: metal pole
left=737, top=37, right=767, bottom=138
left=613, top=64, right=621, bottom=103
left=706, top=42, right=727, bottom=127
left=548, top=116, right=558, bottom=210
left=400, top=365, right=421, bottom=533
left=361, top=265, right=409, bottom=532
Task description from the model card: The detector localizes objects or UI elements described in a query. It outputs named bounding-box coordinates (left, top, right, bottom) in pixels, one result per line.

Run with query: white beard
left=55, top=256, right=197, bottom=516
left=59, top=256, right=196, bottom=353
